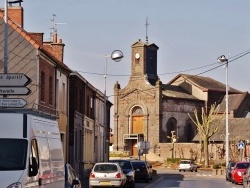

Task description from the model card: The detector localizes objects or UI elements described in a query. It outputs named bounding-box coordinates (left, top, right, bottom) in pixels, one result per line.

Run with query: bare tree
left=188, top=103, right=221, bottom=167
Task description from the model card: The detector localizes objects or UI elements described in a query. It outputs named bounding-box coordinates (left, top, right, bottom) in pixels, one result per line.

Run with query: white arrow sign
left=0, top=74, right=31, bottom=86
left=0, top=87, right=30, bottom=95
left=0, top=98, right=27, bottom=108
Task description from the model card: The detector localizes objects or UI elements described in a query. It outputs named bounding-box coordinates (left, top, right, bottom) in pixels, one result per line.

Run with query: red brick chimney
left=8, top=6, right=23, bottom=28
left=28, top=32, right=44, bottom=46
left=51, top=33, right=65, bottom=63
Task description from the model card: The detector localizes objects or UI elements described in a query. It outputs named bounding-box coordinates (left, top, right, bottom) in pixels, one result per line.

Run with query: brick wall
left=39, top=58, right=55, bottom=114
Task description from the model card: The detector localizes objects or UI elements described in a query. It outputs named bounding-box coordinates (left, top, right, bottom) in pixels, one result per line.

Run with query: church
left=112, top=39, right=250, bottom=160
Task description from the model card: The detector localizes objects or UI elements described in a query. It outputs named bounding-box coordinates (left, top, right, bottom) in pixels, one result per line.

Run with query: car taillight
left=115, top=173, right=121, bottom=178
left=89, top=173, right=95, bottom=179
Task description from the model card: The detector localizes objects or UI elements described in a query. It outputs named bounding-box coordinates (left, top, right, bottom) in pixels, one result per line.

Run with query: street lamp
left=217, top=55, right=229, bottom=167
left=103, top=50, right=123, bottom=162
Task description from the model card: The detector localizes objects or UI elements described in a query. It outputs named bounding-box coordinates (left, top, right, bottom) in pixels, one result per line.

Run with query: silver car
left=178, top=159, right=198, bottom=172
left=89, top=162, right=127, bottom=188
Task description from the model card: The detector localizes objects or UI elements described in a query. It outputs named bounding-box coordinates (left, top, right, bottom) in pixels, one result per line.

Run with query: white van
left=0, top=110, right=65, bottom=188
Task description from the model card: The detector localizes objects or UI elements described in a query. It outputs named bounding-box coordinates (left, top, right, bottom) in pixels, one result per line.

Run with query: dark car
left=109, top=159, right=135, bottom=188
left=65, top=163, right=81, bottom=188
left=226, top=161, right=236, bottom=182
left=130, top=160, right=153, bottom=183
left=243, top=165, right=250, bottom=188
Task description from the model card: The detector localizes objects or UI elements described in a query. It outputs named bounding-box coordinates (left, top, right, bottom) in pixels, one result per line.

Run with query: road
left=134, top=169, right=243, bottom=188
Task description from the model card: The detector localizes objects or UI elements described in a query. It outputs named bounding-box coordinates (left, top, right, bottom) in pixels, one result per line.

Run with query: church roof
left=168, top=74, right=241, bottom=93
left=218, top=92, right=250, bottom=113
left=131, top=39, right=159, bottom=49
left=192, top=118, right=250, bottom=142
left=161, top=84, right=201, bottom=100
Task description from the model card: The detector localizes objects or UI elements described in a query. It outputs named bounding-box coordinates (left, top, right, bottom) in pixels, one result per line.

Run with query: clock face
left=135, top=53, right=140, bottom=59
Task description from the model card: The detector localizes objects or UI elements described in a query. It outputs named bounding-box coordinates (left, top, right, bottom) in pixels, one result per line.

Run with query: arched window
left=132, top=106, right=143, bottom=116
left=186, top=123, right=194, bottom=142
left=166, top=117, right=177, bottom=143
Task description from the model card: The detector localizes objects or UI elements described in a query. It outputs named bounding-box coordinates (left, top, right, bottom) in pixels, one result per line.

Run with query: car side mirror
left=29, top=157, right=38, bottom=176
left=72, top=179, right=80, bottom=186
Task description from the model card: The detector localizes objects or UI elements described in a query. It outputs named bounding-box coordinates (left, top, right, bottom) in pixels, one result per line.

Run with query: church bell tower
left=131, top=39, right=159, bottom=86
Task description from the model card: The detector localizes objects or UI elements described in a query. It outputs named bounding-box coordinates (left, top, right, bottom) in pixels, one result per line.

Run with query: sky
left=17, top=0, right=250, bottom=128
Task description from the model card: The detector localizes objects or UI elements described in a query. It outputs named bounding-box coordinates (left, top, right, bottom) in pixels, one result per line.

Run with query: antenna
left=50, top=14, right=66, bottom=41
left=145, top=17, right=149, bottom=43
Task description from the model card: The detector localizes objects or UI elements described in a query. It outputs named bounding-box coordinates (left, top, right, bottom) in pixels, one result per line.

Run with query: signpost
left=0, top=73, right=31, bottom=86
left=0, top=98, right=27, bottom=108
left=0, top=73, right=31, bottom=108
left=0, top=87, right=30, bottom=95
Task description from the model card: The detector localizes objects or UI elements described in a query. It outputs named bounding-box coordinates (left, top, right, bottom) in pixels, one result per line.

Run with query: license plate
left=100, top=181, right=111, bottom=185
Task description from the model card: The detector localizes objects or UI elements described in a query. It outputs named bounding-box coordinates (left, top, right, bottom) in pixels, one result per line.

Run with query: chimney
left=51, top=33, right=65, bottom=63
left=28, top=32, right=44, bottom=46
left=8, top=6, right=23, bottom=28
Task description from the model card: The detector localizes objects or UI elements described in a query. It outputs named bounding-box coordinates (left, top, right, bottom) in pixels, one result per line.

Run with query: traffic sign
left=238, top=141, right=245, bottom=150
left=0, top=87, right=30, bottom=95
left=0, top=73, right=31, bottom=86
left=0, top=98, right=27, bottom=108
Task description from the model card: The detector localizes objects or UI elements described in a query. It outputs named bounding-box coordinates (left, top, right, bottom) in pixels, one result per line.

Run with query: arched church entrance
left=131, top=106, right=144, bottom=156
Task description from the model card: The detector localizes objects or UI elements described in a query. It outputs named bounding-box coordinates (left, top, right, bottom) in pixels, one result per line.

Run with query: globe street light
left=103, top=50, right=123, bottom=162
left=217, top=55, right=229, bottom=167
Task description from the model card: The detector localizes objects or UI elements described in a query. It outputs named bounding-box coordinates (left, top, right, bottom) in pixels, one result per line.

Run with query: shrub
left=213, top=163, right=220, bottom=169
left=109, top=151, right=130, bottom=157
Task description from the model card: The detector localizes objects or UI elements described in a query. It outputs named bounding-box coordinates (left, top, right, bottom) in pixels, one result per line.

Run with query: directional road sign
left=0, top=87, right=30, bottom=95
left=0, top=98, right=27, bottom=108
left=0, top=73, right=31, bottom=86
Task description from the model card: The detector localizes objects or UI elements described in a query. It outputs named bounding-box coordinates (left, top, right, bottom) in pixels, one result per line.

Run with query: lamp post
left=103, top=50, right=123, bottom=162
left=4, top=0, right=23, bottom=74
left=217, top=55, right=229, bottom=167
left=4, top=0, right=8, bottom=74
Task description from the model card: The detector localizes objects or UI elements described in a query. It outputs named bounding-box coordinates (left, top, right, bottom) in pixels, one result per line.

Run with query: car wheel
left=195, top=168, right=197, bottom=172
left=183, top=170, right=185, bottom=172
left=191, top=169, right=193, bottom=172
left=131, top=182, right=135, bottom=188
left=179, top=169, right=181, bottom=172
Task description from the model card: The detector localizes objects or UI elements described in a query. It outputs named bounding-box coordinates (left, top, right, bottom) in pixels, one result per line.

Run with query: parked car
left=130, top=160, right=153, bottom=183
left=243, top=165, right=250, bottom=188
left=226, top=161, right=236, bottom=182
left=178, top=159, right=198, bottom=172
left=65, top=163, right=81, bottom=188
left=110, top=159, right=135, bottom=188
left=89, top=162, right=127, bottom=188
left=231, top=161, right=250, bottom=184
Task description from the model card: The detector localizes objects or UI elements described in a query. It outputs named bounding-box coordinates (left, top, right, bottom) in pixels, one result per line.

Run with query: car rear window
left=180, top=161, right=191, bottom=164
left=110, top=160, right=133, bottom=169
left=94, top=164, right=118, bottom=173
left=131, top=162, right=146, bottom=170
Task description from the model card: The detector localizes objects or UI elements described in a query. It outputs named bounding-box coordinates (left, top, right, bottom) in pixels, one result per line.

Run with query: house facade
left=0, top=5, right=110, bottom=183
